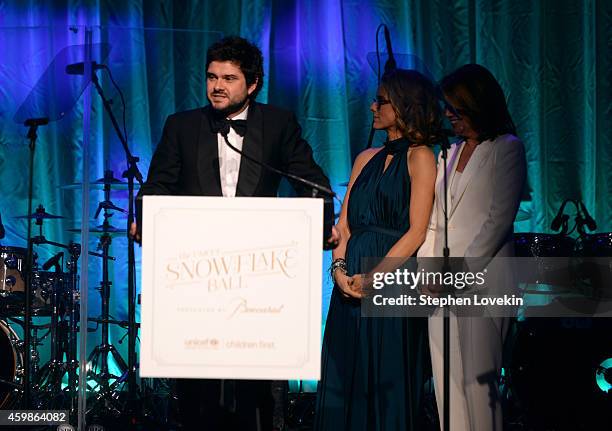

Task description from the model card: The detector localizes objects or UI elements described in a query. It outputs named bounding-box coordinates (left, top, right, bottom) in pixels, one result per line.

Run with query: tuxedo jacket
left=138, top=102, right=331, bottom=201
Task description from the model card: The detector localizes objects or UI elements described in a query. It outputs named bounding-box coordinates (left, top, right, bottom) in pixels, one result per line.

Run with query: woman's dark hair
left=440, top=64, right=516, bottom=141
left=381, top=69, right=443, bottom=147
left=206, top=36, right=264, bottom=99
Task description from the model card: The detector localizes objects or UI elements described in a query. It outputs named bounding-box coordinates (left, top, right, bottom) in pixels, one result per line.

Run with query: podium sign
left=140, top=196, right=323, bottom=380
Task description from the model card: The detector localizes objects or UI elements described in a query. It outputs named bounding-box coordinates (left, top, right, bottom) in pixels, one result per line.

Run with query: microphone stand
left=366, top=23, right=395, bottom=150
left=222, top=133, right=334, bottom=198
left=439, top=131, right=452, bottom=431
left=22, top=117, right=49, bottom=409
left=221, top=132, right=336, bottom=246
left=90, top=69, right=144, bottom=419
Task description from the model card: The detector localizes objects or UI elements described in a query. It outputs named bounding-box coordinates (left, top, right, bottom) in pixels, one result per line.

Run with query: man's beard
left=210, top=93, right=250, bottom=117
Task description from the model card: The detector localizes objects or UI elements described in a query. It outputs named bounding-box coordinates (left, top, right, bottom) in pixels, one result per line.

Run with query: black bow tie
left=211, top=116, right=248, bottom=137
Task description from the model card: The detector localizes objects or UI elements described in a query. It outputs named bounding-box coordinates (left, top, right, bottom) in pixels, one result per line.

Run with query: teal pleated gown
left=315, top=138, right=429, bottom=430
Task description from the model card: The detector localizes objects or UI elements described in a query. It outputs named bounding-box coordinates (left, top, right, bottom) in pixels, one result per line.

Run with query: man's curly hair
left=206, top=36, right=264, bottom=100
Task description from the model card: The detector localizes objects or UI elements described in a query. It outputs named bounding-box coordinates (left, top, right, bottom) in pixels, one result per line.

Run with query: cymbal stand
left=23, top=118, right=49, bottom=408
left=64, top=241, right=81, bottom=415
left=87, top=177, right=128, bottom=410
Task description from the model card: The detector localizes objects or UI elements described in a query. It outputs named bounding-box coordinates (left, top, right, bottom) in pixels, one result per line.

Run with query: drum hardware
left=33, top=267, right=70, bottom=403
left=25, top=219, right=81, bottom=394
left=14, top=205, right=66, bottom=220
left=61, top=167, right=143, bottom=421
left=507, top=197, right=609, bottom=428
left=1, top=246, right=26, bottom=296
left=59, top=172, right=140, bottom=191
left=84, top=173, right=129, bottom=414
left=3, top=252, right=79, bottom=410
left=22, top=223, right=84, bottom=413
left=67, top=225, right=127, bottom=236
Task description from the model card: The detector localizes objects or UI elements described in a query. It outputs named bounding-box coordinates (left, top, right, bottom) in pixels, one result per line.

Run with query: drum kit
left=0, top=170, right=133, bottom=419
left=507, top=199, right=612, bottom=428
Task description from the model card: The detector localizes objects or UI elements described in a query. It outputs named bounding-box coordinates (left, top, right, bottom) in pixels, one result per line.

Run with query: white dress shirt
left=217, top=107, right=248, bottom=197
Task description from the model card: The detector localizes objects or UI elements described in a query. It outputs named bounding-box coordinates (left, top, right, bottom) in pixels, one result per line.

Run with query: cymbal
left=60, top=176, right=139, bottom=190
left=67, top=224, right=127, bottom=235
left=14, top=211, right=65, bottom=220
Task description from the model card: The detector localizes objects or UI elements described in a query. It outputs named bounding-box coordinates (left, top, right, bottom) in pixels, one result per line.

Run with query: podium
left=139, top=196, right=323, bottom=380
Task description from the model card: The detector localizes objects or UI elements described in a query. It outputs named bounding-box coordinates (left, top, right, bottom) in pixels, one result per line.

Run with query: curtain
left=0, top=0, right=610, bottom=360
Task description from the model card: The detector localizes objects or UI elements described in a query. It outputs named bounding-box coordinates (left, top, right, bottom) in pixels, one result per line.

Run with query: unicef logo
left=57, top=424, right=75, bottom=431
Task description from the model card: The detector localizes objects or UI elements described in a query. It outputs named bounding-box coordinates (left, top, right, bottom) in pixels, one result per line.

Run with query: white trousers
left=429, top=309, right=509, bottom=431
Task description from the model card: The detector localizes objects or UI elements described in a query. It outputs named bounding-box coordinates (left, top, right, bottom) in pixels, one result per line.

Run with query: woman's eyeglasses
left=443, top=101, right=468, bottom=118
left=372, top=97, right=391, bottom=109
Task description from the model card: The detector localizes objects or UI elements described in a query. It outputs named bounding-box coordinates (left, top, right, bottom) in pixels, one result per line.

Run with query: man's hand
left=325, top=226, right=340, bottom=250
left=129, top=222, right=141, bottom=243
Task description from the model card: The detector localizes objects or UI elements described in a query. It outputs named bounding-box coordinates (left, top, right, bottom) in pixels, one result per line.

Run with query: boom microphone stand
left=89, top=68, right=144, bottom=414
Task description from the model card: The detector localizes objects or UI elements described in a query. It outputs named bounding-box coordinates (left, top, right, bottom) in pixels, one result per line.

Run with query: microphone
left=0, top=212, right=5, bottom=239
left=220, top=132, right=335, bottom=198
left=578, top=200, right=597, bottom=231
left=383, top=25, right=396, bottom=74
left=42, top=252, right=63, bottom=271
left=550, top=199, right=570, bottom=232
left=65, top=61, right=105, bottom=75
left=219, top=129, right=336, bottom=249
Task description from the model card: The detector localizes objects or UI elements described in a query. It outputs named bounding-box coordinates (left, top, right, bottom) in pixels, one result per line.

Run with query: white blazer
left=418, top=133, right=526, bottom=260
left=419, top=135, right=527, bottom=431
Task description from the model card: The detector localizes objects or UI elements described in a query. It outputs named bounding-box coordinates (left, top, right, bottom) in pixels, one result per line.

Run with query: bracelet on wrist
left=329, top=258, right=347, bottom=279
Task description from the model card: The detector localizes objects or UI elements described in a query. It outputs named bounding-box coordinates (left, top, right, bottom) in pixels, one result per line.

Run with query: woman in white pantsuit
left=417, top=64, right=527, bottom=431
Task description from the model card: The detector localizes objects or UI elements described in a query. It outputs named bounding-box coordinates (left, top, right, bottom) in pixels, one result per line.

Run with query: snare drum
left=0, top=319, right=22, bottom=408
left=0, top=246, right=26, bottom=294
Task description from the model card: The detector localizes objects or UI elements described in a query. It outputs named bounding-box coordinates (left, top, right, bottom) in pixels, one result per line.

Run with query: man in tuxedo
left=133, top=36, right=336, bottom=430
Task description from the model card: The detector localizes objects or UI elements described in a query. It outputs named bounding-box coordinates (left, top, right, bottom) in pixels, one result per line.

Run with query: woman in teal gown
left=315, top=69, right=443, bottom=430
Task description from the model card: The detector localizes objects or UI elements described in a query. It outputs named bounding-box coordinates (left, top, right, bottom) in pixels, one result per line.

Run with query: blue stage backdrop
left=0, top=0, right=611, bottom=375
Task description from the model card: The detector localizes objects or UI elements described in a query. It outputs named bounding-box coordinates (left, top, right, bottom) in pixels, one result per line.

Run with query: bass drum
left=507, top=317, right=612, bottom=429
left=0, top=319, right=22, bottom=408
